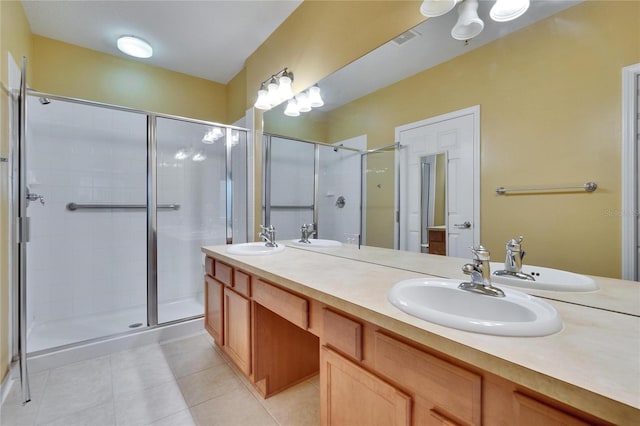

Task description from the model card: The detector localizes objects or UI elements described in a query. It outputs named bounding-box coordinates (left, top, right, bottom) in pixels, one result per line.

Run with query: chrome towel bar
left=496, top=182, right=597, bottom=195
left=66, top=203, right=180, bottom=211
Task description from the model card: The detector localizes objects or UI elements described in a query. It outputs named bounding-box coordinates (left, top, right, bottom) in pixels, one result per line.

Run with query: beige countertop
left=202, top=244, right=640, bottom=424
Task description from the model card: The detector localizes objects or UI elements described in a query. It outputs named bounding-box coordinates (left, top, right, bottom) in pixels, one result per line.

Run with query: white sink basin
left=226, top=242, right=285, bottom=256
left=490, top=263, right=598, bottom=292
left=289, top=239, right=343, bottom=248
left=388, top=278, right=562, bottom=337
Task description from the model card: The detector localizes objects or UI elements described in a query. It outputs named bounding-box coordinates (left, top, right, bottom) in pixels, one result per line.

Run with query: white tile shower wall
left=26, top=98, right=148, bottom=327
left=317, top=136, right=366, bottom=242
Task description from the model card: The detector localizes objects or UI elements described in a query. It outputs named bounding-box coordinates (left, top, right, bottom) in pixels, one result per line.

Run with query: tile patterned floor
left=1, top=331, right=320, bottom=426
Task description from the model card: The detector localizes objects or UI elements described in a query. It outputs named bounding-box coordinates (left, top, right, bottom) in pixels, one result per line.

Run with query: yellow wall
left=31, top=35, right=227, bottom=122
left=0, top=0, right=32, bottom=387
left=324, top=1, right=640, bottom=277
left=227, top=67, right=247, bottom=124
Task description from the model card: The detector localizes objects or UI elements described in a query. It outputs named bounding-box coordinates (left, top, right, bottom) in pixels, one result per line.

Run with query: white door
left=397, top=106, right=480, bottom=257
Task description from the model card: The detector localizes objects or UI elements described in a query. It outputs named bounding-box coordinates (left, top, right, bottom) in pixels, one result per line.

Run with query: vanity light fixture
left=117, top=35, right=153, bottom=58
left=296, top=92, right=312, bottom=112
left=490, top=0, right=530, bottom=23
left=308, top=85, right=324, bottom=108
left=451, top=0, right=484, bottom=41
left=284, top=99, right=300, bottom=117
left=254, top=67, right=295, bottom=110
left=420, top=0, right=530, bottom=41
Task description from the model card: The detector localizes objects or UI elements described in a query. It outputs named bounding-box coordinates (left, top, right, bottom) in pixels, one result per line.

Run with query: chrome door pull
left=454, top=221, right=471, bottom=229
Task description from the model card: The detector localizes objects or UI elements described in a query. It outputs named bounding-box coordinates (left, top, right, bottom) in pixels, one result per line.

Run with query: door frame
left=622, top=63, right=640, bottom=281
left=395, top=105, right=481, bottom=252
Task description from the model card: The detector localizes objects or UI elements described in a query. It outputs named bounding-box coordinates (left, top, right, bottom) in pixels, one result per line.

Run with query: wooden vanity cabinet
left=428, top=228, right=446, bottom=256
left=223, top=286, right=252, bottom=375
left=204, top=275, right=223, bottom=345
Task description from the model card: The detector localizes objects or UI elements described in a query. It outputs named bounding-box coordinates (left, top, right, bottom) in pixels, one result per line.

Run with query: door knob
left=454, top=221, right=471, bottom=229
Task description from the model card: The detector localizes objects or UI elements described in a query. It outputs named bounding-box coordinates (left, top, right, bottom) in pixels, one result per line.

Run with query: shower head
left=38, top=97, right=51, bottom=105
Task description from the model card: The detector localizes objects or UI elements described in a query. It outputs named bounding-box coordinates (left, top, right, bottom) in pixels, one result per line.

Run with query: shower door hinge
left=17, top=217, right=30, bottom=243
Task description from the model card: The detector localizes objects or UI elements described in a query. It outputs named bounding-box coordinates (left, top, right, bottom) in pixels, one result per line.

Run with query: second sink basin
left=388, top=278, right=562, bottom=337
left=490, top=263, right=599, bottom=292
left=226, top=242, right=285, bottom=256
left=289, top=239, right=343, bottom=248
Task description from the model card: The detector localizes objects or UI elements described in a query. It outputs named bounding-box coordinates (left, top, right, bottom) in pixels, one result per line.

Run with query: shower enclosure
left=18, top=92, right=249, bottom=354
left=263, top=134, right=363, bottom=242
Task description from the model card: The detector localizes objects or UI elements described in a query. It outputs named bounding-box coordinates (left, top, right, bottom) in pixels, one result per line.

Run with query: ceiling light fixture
left=420, top=0, right=530, bottom=41
left=117, top=35, right=153, bottom=58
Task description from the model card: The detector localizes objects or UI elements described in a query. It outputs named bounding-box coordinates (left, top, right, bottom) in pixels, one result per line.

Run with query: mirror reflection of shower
left=421, top=153, right=446, bottom=254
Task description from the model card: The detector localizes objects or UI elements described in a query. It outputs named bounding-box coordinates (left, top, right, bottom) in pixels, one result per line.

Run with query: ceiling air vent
left=392, top=29, right=420, bottom=46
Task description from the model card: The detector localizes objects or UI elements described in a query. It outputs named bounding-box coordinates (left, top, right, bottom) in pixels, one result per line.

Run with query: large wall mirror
left=263, top=1, right=639, bottom=285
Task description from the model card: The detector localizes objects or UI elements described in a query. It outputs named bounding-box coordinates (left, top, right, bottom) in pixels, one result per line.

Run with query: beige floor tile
left=38, top=402, right=116, bottom=426
left=35, top=357, right=113, bottom=425
left=307, top=374, right=320, bottom=389
left=159, top=334, right=211, bottom=358
left=165, top=345, right=227, bottom=379
left=1, top=371, right=49, bottom=426
left=190, top=387, right=277, bottom=426
left=177, top=364, right=243, bottom=407
left=111, top=345, right=175, bottom=396
left=114, top=380, right=187, bottom=426
left=146, top=409, right=196, bottom=426
left=260, top=380, right=320, bottom=426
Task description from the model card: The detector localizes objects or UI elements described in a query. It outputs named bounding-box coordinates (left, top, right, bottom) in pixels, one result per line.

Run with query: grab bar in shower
left=495, top=182, right=597, bottom=195
left=66, top=202, right=180, bottom=211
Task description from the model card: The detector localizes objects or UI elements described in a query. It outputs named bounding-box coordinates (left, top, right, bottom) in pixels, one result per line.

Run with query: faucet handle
left=470, top=245, right=491, bottom=261
left=506, top=236, right=524, bottom=251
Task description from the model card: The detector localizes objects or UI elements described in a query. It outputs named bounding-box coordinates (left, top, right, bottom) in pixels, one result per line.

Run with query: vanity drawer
left=374, top=332, right=481, bottom=426
left=205, top=257, right=215, bottom=277
left=233, top=270, right=251, bottom=297
left=253, top=279, right=308, bottom=329
left=214, top=260, right=233, bottom=287
left=322, top=309, right=362, bottom=361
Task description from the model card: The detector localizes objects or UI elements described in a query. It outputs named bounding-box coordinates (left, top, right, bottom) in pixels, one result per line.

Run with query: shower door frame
left=14, top=89, right=249, bottom=359
left=262, top=133, right=362, bottom=237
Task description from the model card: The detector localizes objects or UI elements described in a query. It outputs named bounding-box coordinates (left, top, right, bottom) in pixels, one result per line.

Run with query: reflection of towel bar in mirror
left=496, top=182, right=597, bottom=195
left=66, top=203, right=180, bottom=211
left=269, top=205, right=314, bottom=210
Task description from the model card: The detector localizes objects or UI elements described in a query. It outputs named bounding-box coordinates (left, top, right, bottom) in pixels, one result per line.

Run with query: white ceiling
left=21, top=0, right=303, bottom=84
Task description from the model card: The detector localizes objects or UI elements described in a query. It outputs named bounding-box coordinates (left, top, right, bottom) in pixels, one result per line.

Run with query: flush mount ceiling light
left=117, top=35, right=153, bottom=58
left=420, top=0, right=530, bottom=41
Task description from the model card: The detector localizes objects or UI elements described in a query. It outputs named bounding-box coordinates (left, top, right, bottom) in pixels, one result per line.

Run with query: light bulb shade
left=254, top=88, right=271, bottom=110
left=284, top=99, right=300, bottom=117
left=296, top=92, right=311, bottom=112
left=202, top=127, right=223, bottom=144
left=420, top=0, right=459, bottom=17
left=267, top=78, right=280, bottom=106
left=490, top=0, right=530, bottom=22
left=117, top=35, right=153, bottom=58
left=451, top=0, right=484, bottom=41
left=278, top=71, right=294, bottom=100
left=174, top=147, right=191, bottom=160
left=308, top=85, right=324, bottom=108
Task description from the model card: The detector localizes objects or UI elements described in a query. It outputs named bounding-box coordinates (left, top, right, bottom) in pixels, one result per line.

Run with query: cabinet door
left=513, top=393, right=591, bottom=426
left=224, top=287, right=251, bottom=375
left=205, top=275, right=223, bottom=345
left=321, top=347, right=411, bottom=426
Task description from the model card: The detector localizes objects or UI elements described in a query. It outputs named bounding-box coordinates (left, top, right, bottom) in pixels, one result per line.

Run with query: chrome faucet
left=298, top=223, right=316, bottom=244
left=493, top=236, right=535, bottom=281
left=459, top=246, right=505, bottom=297
left=258, top=224, right=278, bottom=247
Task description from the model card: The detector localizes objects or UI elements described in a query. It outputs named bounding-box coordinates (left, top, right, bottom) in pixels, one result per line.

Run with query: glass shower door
left=156, top=118, right=234, bottom=324
left=25, top=96, right=148, bottom=352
